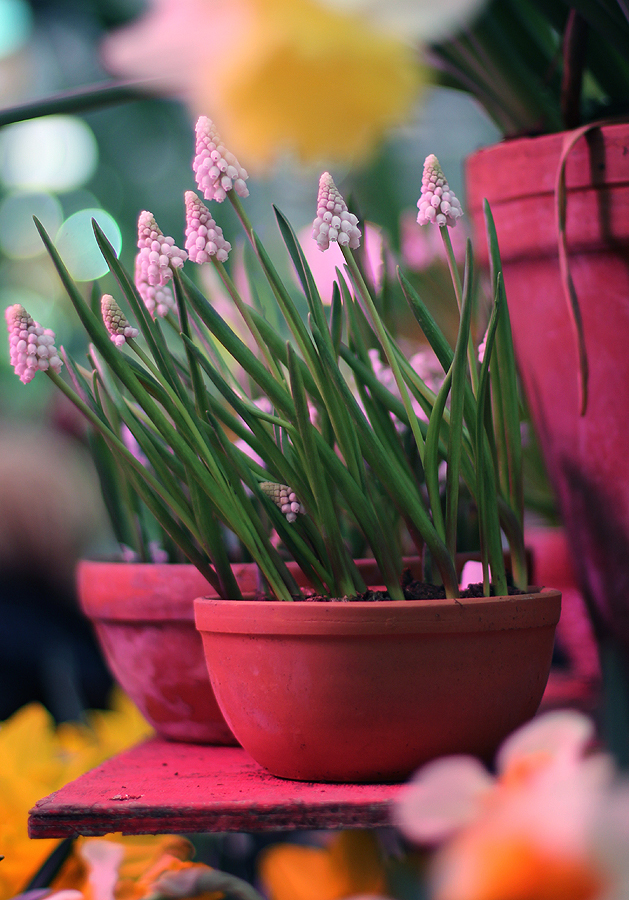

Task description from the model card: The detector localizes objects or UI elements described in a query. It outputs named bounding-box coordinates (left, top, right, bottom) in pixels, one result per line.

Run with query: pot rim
left=466, top=120, right=629, bottom=200
left=194, top=587, right=561, bottom=636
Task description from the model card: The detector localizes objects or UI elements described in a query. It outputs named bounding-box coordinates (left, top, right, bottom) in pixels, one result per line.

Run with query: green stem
left=0, top=79, right=148, bottom=127
left=46, top=370, right=222, bottom=591
left=212, top=259, right=285, bottom=381
left=424, top=367, right=452, bottom=544
left=445, top=242, right=475, bottom=560
left=440, top=226, right=479, bottom=397
left=342, top=252, right=458, bottom=597
left=342, top=246, right=427, bottom=466
left=228, top=192, right=255, bottom=241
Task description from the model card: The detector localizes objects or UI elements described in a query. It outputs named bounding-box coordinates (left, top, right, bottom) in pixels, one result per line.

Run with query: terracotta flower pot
left=194, top=588, right=561, bottom=782
left=466, top=122, right=629, bottom=654
left=77, top=560, right=238, bottom=744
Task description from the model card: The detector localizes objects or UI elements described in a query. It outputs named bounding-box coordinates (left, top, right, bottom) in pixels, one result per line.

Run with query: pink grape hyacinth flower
left=136, top=210, right=188, bottom=286
left=5, top=304, right=63, bottom=383
left=134, top=254, right=177, bottom=318
left=135, top=211, right=187, bottom=318
left=417, top=154, right=463, bottom=228
left=184, top=191, right=232, bottom=263
left=101, top=295, right=139, bottom=347
left=193, top=116, right=249, bottom=203
left=312, top=172, right=361, bottom=252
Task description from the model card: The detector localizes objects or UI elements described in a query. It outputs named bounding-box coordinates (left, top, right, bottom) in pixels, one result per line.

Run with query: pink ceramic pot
left=195, top=588, right=561, bottom=782
left=527, top=527, right=601, bottom=710
left=466, top=123, right=629, bottom=655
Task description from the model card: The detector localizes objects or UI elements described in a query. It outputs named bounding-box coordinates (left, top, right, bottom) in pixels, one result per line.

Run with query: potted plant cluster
left=429, top=0, right=629, bottom=663
left=5, top=119, right=560, bottom=782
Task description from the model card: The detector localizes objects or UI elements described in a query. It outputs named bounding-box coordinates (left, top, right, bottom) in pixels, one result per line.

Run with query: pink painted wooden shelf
left=28, top=738, right=402, bottom=838
left=28, top=668, right=598, bottom=840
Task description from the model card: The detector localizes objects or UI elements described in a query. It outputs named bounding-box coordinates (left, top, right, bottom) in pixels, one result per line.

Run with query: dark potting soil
left=257, top=568, right=528, bottom=602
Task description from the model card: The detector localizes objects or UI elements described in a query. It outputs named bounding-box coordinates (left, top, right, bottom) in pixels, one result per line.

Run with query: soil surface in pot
left=253, top=568, right=528, bottom=601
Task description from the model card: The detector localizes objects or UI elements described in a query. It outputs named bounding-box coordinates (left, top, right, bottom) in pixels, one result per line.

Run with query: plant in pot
left=428, top=0, right=629, bottom=676
left=5, top=126, right=560, bottom=782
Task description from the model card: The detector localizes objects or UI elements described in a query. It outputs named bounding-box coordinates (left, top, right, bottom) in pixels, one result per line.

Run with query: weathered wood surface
left=28, top=738, right=402, bottom=838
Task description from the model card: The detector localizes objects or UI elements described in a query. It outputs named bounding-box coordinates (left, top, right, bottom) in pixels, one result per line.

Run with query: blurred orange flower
left=45, top=835, right=222, bottom=900
left=393, top=711, right=624, bottom=900
left=258, top=830, right=388, bottom=900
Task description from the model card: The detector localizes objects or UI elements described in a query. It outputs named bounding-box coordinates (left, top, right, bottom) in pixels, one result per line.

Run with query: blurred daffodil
left=100, top=0, right=485, bottom=168
left=0, top=693, right=152, bottom=900
left=206, top=0, right=420, bottom=167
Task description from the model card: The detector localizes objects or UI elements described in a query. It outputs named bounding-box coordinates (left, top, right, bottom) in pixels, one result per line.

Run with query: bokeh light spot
left=0, top=0, right=32, bottom=58
left=0, top=116, right=98, bottom=192
left=0, top=285, right=61, bottom=331
left=55, top=209, right=122, bottom=281
left=0, top=192, right=63, bottom=259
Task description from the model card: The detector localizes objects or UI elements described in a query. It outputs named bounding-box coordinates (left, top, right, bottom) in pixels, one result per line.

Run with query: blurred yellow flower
left=207, top=0, right=421, bottom=167
left=258, top=830, right=388, bottom=900
left=101, top=0, right=421, bottom=169
left=0, top=692, right=152, bottom=900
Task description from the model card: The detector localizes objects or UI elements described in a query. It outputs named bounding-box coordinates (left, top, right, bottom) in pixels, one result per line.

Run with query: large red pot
left=466, top=122, right=629, bottom=651
left=194, top=588, right=561, bottom=783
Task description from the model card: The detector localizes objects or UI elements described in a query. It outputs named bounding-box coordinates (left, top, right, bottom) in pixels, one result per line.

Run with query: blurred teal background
left=0, top=0, right=499, bottom=424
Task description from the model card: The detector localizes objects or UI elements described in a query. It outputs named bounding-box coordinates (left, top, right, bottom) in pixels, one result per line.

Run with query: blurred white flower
left=316, top=0, right=488, bottom=41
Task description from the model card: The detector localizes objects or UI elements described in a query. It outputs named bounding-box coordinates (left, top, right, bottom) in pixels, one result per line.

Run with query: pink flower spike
left=184, top=191, right=232, bottom=263
left=5, top=303, right=63, bottom=384
left=136, top=210, right=187, bottom=288
left=193, top=116, right=249, bottom=203
left=101, top=294, right=139, bottom=347
left=312, top=172, right=361, bottom=252
left=417, top=154, right=463, bottom=228
left=134, top=253, right=177, bottom=319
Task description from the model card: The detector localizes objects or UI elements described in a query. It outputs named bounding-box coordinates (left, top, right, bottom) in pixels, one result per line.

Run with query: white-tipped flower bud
left=184, top=191, right=232, bottom=263
left=136, top=210, right=188, bottom=291
left=259, top=481, right=305, bottom=523
left=417, top=154, right=463, bottom=228
left=312, top=172, right=361, bottom=252
left=5, top=304, right=63, bottom=384
left=101, top=294, right=139, bottom=347
left=193, top=117, right=249, bottom=203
